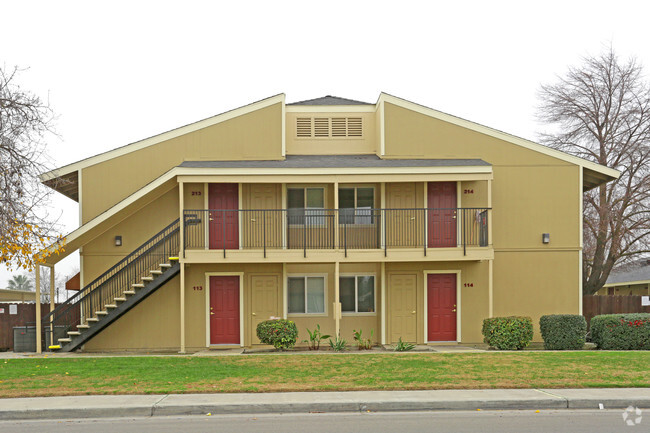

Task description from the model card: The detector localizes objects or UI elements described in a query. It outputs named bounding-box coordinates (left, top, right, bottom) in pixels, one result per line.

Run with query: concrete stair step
left=124, top=290, right=136, bottom=295
left=150, top=270, right=163, bottom=275
left=67, top=331, right=81, bottom=336
left=141, top=276, right=154, bottom=281
left=132, top=283, right=145, bottom=288
left=58, top=338, right=71, bottom=343
left=77, top=324, right=90, bottom=329
left=96, top=311, right=108, bottom=316
left=86, top=318, right=99, bottom=322
left=114, top=297, right=127, bottom=302
left=105, top=304, right=117, bottom=309
left=159, top=263, right=172, bottom=268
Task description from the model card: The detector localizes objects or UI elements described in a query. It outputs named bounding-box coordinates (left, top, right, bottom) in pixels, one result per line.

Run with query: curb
left=2, top=389, right=650, bottom=421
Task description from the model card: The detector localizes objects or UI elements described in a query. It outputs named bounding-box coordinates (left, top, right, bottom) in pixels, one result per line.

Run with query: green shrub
left=256, top=319, right=298, bottom=350
left=482, top=316, right=533, bottom=350
left=394, top=337, right=415, bottom=352
left=328, top=336, right=348, bottom=352
left=539, top=315, right=587, bottom=350
left=590, top=313, right=650, bottom=350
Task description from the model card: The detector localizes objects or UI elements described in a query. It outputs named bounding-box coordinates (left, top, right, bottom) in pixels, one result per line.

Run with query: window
left=288, top=276, right=326, bottom=314
left=340, top=275, right=375, bottom=313
left=339, top=187, right=374, bottom=224
left=288, top=188, right=325, bottom=225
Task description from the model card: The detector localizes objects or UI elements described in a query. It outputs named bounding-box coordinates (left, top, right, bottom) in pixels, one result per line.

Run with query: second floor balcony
left=182, top=207, right=491, bottom=262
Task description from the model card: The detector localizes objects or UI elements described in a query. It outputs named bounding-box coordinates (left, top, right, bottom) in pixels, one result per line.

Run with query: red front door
left=427, top=273, right=457, bottom=341
left=210, top=276, right=240, bottom=344
left=209, top=183, right=239, bottom=249
left=427, top=182, right=457, bottom=247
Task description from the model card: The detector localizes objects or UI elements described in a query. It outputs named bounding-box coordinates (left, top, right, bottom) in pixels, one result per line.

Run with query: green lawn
left=1, top=351, right=649, bottom=398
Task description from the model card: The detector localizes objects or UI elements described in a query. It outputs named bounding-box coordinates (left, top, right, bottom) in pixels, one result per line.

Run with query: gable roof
left=287, top=95, right=371, bottom=106
left=376, top=93, right=620, bottom=191
left=40, top=92, right=619, bottom=201
left=40, top=94, right=286, bottom=201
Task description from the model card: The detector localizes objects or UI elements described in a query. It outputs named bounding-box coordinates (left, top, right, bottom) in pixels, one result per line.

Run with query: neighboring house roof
left=287, top=95, right=372, bottom=106
left=605, top=265, right=650, bottom=286
left=179, top=154, right=491, bottom=169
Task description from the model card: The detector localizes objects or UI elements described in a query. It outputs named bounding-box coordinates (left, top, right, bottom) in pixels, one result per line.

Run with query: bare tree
left=0, top=66, right=63, bottom=271
left=538, top=48, right=650, bottom=294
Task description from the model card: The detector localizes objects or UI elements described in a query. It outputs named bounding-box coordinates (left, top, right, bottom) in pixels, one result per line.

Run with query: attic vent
left=314, top=118, right=330, bottom=137
left=296, top=117, right=363, bottom=138
left=296, top=118, right=312, bottom=137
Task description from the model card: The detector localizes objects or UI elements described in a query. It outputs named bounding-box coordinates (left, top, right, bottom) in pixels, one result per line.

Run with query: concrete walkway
left=1, top=389, right=649, bottom=420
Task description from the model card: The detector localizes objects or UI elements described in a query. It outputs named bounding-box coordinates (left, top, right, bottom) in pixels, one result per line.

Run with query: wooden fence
left=0, top=303, right=60, bottom=351
left=583, top=295, right=650, bottom=328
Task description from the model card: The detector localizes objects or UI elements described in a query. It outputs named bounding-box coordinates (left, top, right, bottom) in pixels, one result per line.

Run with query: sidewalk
left=1, top=388, right=650, bottom=420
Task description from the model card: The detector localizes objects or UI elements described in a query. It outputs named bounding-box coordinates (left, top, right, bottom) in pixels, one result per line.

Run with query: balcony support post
left=380, top=261, right=386, bottom=345
left=334, top=261, right=340, bottom=338
left=179, top=262, right=186, bottom=353
left=423, top=182, right=428, bottom=256
left=282, top=263, right=288, bottom=319
left=334, top=181, right=339, bottom=250
left=49, top=264, right=55, bottom=348
left=35, top=264, right=41, bottom=353
left=179, top=182, right=185, bottom=258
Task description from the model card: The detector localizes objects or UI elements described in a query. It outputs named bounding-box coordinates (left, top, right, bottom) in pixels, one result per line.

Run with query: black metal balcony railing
left=183, top=208, right=489, bottom=257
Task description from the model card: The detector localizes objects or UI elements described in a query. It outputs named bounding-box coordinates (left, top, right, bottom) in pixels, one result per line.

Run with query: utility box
left=13, top=327, right=36, bottom=352
left=12, top=326, right=69, bottom=352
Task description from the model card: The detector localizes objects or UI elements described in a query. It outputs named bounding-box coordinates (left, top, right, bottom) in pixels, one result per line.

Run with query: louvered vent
left=331, top=118, right=347, bottom=137
left=296, top=118, right=312, bottom=137
left=347, top=117, right=362, bottom=136
left=296, top=117, right=363, bottom=138
left=314, top=118, right=330, bottom=137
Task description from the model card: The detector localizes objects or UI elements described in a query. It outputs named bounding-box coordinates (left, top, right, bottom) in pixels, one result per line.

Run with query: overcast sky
left=2, top=0, right=650, bottom=287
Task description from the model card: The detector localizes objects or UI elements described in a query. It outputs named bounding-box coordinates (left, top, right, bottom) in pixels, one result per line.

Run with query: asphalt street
left=0, top=409, right=642, bottom=433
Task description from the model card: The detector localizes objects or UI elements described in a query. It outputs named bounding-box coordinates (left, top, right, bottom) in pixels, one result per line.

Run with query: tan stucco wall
left=81, top=103, right=283, bottom=223
left=385, top=261, right=488, bottom=344
left=82, top=187, right=180, bottom=284
left=285, top=111, right=376, bottom=155
left=493, top=250, right=580, bottom=340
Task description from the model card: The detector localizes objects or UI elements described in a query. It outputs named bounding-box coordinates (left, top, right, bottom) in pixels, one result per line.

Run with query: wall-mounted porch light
left=115, top=235, right=123, bottom=247
left=542, top=233, right=550, bottom=244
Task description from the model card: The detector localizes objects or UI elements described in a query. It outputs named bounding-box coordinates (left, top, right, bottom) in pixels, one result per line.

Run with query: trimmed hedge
left=590, top=313, right=650, bottom=350
left=256, top=319, right=298, bottom=350
left=482, top=316, right=533, bottom=350
left=539, top=315, right=587, bottom=350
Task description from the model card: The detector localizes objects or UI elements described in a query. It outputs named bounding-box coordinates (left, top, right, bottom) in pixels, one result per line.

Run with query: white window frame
left=338, top=186, right=375, bottom=225
left=286, top=273, right=328, bottom=317
left=340, top=273, right=377, bottom=316
left=287, top=187, right=326, bottom=227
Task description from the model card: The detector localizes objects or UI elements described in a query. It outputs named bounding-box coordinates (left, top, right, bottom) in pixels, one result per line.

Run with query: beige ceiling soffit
left=377, top=92, right=620, bottom=180
left=0, top=289, right=36, bottom=302
left=40, top=168, right=180, bottom=263
left=286, top=106, right=376, bottom=113
left=40, top=94, right=286, bottom=181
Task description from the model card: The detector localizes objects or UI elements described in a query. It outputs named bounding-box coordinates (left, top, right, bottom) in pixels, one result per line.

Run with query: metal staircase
left=41, top=219, right=180, bottom=352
